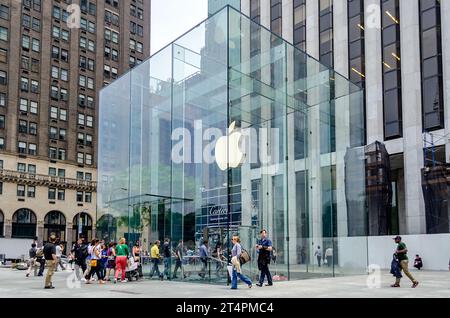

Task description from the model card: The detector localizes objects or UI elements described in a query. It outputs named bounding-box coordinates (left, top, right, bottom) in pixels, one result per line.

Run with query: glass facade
left=98, top=6, right=367, bottom=283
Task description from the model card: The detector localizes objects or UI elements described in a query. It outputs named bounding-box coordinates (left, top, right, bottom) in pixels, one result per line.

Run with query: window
left=88, top=59, right=95, bottom=71
left=23, top=14, right=31, bottom=28
left=49, top=126, right=58, bottom=139
left=28, top=165, right=36, bottom=174
left=62, top=30, right=69, bottom=41
left=104, top=64, right=110, bottom=78
left=59, top=128, right=66, bottom=141
left=0, top=71, right=6, bottom=85
left=86, top=116, right=93, bottom=127
left=60, top=88, right=68, bottom=101
left=12, top=208, right=36, bottom=238
left=112, top=49, right=119, bottom=61
left=382, top=0, right=402, bottom=139
left=49, top=167, right=56, bottom=176
left=130, top=39, right=136, bottom=50
left=30, top=101, right=38, bottom=114
left=32, top=38, right=40, bottom=52
left=17, top=185, right=26, bottom=197
left=0, top=115, right=4, bottom=129
left=85, top=192, right=92, bottom=203
left=79, top=75, right=86, bottom=87
left=80, top=37, right=87, bottom=49
left=77, top=171, right=84, bottom=180
left=60, top=109, right=67, bottom=121
left=52, top=26, right=60, bottom=38
left=77, top=152, right=84, bottom=164
left=0, top=137, right=4, bottom=150
left=88, top=40, right=95, bottom=52
left=52, top=66, right=59, bottom=79
left=80, top=56, right=86, bottom=68
left=53, top=6, right=61, bottom=19
left=60, top=69, right=68, bottom=81
left=50, top=107, right=58, bottom=119
left=20, top=98, right=28, bottom=112
left=32, top=18, right=40, bottom=32
left=86, top=134, right=93, bottom=147
left=29, top=122, right=37, bottom=135
left=77, top=133, right=84, bottom=145
left=77, top=191, right=83, bottom=202
left=61, top=49, right=69, bottom=62
left=137, top=42, right=143, bottom=53
left=33, top=0, right=41, bottom=12
left=21, top=77, right=29, bottom=91
left=0, top=26, right=8, bottom=41
left=48, top=188, right=56, bottom=200
left=31, top=59, right=39, bottom=73
left=0, top=48, right=6, bottom=63
left=319, top=0, right=334, bottom=68
left=18, top=142, right=27, bottom=154
left=28, top=143, right=37, bottom=155
left=85, top=173, right=92, bottom=181
left=87, top=97, right=94, bottom=108
left=58, top=189, right=65, bottom=201
left=0, top=93, right=5, bottom=107
left=49, top=147, right=57, bottom=159
left=78, top=113, right=85, bottom=125
left=31, top=80, right=39, bottom=93
left=17, top=163, right=26, bottom=172
left=85, top=154, right=92, bottom=165
left=420, top=0, right=444, bottom=132
left=58, top=149, right=66, bottom=160
left=87, top=78, right=94, bottom=90
left=0, top=5, right=9, bottom=20
left=79, top=94, right=86, bottom=107
left=28, top=186, right=35, bottom=198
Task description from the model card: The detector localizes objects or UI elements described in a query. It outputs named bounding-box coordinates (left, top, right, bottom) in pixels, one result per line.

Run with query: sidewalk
left=0, top=268, right=448, bottom=298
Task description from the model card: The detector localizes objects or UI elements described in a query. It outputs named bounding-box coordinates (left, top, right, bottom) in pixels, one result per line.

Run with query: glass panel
left=98, top=6, right=367, bottom=284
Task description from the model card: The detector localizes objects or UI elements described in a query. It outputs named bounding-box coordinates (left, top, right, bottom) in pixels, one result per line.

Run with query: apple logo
left=215, top=121, right=245, bottom=171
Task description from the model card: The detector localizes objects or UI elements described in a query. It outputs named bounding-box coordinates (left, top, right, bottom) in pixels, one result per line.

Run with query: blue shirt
left=257, top=238, right=272, bottom=260
left=199, top=244, right=208, bottom=258
left=257, top=238, right=272, bottom=250
left=232, top=243, right=242, bottom=257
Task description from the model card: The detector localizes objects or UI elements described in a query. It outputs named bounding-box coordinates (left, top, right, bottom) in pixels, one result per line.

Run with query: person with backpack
left=255, top=229, right=273, bottom=287
left=35, top=245, right=45, bottom=276
left=72, top=238, right=88, bottom=281
left=230, top=235, right=252, bottom=289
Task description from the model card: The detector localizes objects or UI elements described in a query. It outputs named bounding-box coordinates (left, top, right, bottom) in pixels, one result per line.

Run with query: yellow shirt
left=151, top=245, right=160, bottom=259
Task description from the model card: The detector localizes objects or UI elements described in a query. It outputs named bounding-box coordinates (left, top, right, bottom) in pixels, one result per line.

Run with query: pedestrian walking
left=35, top=245, right=45, bottom=276
left=230, top=236, right=252, bottom=289
left=314, top=246, right=322, bottom=267
left=86, top=239, right=105, bottom=284
left=114, top=238, right=129, bottom=283
left=72, top=238, right=88, bottom=281
left=255, top=229, right=273, bottom=287
left=43, top=235, right=57, bottom=289
left=104, top=242, right=116, bottom=281
left=213, top=241, right=224, bottom=277
left=173, top=240, right=185, bottom=279
left=198, top=240, right=209, bottom=278
left=325, top=247, right=333, bottom=267
left=163, top=238, right=172, bottom=280
left=390, top=236, right=419, bottom=288
left=149, top=240, right=163, bottom=280
left=26, top=243, right=37, bottom=277
left=55, top=243, right=66, bottom=271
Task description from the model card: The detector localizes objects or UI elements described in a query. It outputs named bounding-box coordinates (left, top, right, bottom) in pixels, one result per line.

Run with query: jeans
left=173, top=259, right=182, bottom=278
left=150, top=258, right=162, bottom=278
left=231, top=268, right=252, bottom=289
left=395, top=260, right=418, bottom=284
left=163, top=257, right=171, bottom=278
left=37, top=258, right=45, bottom=276
left=258, top=263, right=272, bottom=285
left=199, top=258, right=208, bottom=277
left=317, top=256, right=322, bottom=267
left=326, top=256, right=332, bottom=267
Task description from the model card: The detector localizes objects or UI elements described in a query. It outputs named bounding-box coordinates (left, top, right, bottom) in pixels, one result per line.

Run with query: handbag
left=90, top=259, right=97, bottom=267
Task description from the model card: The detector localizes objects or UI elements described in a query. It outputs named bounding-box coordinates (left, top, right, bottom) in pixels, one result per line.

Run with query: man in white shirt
left=55, top=243, right=66, bottom=271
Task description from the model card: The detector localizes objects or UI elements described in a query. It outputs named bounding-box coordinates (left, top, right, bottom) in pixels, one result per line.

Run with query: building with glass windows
left=97, top=5, right=374, bottom=283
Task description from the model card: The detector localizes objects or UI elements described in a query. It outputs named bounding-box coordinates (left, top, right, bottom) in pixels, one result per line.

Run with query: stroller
left=125, top=256, right=140, bottom=281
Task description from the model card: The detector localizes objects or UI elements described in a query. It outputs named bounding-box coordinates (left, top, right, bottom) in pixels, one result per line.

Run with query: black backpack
left=78, top=244, right=89, bottom=259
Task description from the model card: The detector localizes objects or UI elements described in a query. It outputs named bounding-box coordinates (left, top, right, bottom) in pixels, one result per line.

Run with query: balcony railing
left=0, top=169, right=97, bottom=192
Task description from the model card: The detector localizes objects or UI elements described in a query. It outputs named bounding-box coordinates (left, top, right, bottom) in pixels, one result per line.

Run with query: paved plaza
left=0, top=268, right=448, bottom=298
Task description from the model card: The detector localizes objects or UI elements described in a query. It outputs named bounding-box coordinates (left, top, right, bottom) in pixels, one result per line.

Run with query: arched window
left=96, top=214, right=116, bottom=243
left=44, top=211, right=66, bottom=245
left=72, top=212, right=92, bottom=245
left=12, top=208, right=37, bottom=238
left=0, top=210, right=4, bottom=237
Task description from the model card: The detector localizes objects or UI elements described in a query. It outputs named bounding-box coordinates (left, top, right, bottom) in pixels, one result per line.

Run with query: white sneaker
left=81, top=278, right=87, bottom=282
left=121, top=279, right=127, bottom=283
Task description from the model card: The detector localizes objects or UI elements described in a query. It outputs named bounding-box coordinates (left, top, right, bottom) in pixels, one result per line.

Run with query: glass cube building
left=97, top=6, right=368, bottom=283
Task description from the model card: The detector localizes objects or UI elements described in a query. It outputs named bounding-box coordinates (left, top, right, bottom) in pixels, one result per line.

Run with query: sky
left=151, top=0, right=208, bottom=55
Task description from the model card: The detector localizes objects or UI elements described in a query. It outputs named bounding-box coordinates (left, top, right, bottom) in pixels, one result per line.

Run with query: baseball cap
left=393, top=235, right=401, bottom=240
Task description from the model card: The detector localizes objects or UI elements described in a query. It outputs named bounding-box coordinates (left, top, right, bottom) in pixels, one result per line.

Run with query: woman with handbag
left=86, top=239, right=105, bottom=284
left=230, top=236, right=252, bottom=289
